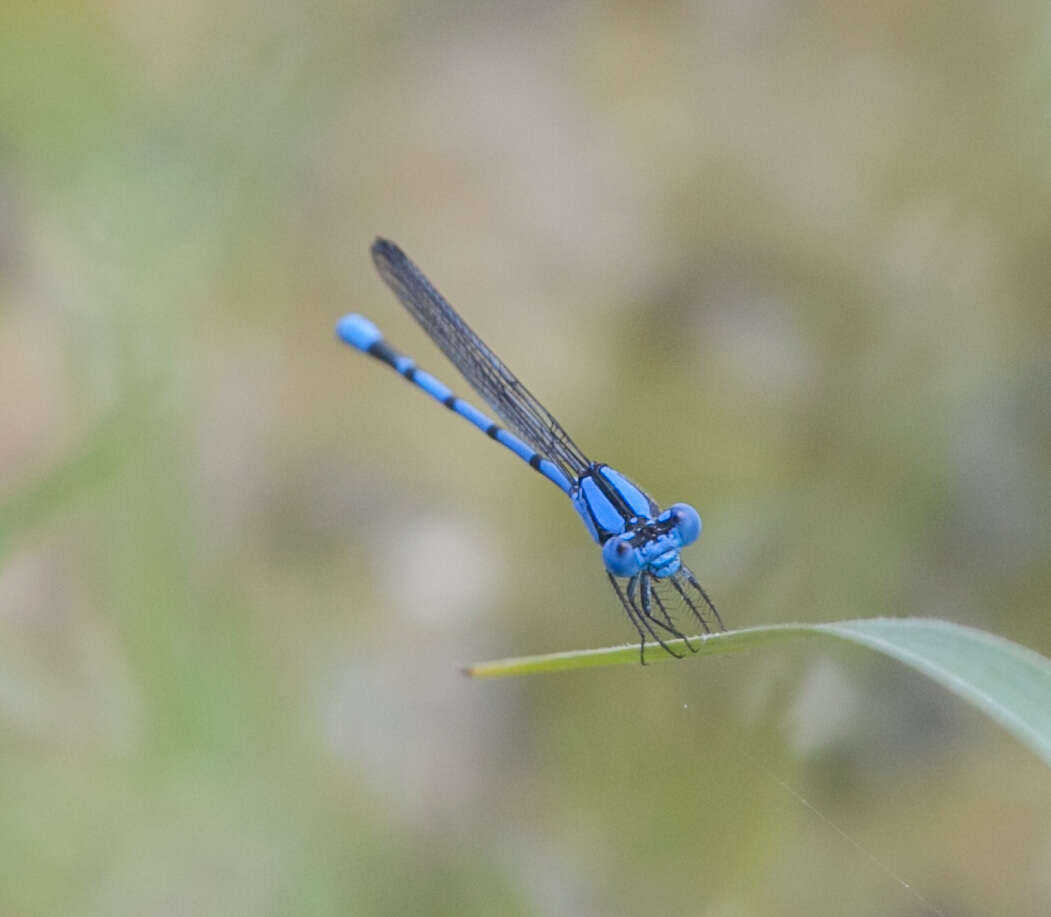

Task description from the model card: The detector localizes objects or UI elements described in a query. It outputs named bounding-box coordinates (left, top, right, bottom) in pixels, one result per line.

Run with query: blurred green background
left=2, top=2, right=1050, bottom=914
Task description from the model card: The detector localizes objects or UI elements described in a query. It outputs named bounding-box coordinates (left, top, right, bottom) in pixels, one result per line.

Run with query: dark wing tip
left=371, top=237, right=405, bottom=269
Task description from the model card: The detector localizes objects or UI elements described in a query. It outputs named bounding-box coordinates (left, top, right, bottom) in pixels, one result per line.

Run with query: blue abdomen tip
left=336, top=314, right=382, bottom=351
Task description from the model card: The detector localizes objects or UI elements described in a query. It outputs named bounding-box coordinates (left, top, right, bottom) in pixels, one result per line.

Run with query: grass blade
left=466, top=617, right=1051, bottom=769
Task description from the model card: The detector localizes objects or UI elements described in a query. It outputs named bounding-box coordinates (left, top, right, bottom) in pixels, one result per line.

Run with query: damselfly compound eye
left=668, top=503, right=701, bottom=547
left=602, top=535, right=641, bottom=577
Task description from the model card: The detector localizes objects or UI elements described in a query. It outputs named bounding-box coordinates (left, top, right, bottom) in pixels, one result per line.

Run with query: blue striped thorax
left=571, top=464, right=702, bottom=579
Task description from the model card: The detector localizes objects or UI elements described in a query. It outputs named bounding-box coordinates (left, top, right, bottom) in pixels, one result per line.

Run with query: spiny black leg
left=649, top=579, right=698, bottom=654
left=683, top=569, right=725, bottom=631
left=672, top=573, right=712, bottom=633
left=629, top=574, right=684, bottom=660
left=643, top=579, right=676, bottom=630
left=628, top=576, right=671, bottom=662
left=641, top=574, right=696, bottom=653
left=608, top=572, right=648, bottom=665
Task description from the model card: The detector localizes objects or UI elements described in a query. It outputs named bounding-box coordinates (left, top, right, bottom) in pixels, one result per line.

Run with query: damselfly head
left=602, top=503, right=702, bottom=579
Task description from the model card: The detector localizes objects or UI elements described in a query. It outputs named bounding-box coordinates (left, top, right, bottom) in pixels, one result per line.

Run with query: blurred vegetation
left=1, top=1, right=1050, bottom=915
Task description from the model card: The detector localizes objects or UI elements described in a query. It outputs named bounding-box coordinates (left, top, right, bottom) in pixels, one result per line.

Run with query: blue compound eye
left=602, top=535, right=641, bottom=577
left=668, top=503, right=701, bottom=547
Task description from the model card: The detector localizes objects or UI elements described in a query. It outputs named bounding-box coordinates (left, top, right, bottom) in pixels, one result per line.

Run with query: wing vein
left=372, top=239, right=591, bottom=480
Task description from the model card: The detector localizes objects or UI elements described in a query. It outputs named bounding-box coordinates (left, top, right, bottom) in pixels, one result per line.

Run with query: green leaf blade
left=814, top=618, right=1051, bottom=767
left=466, top=617, right=1051, bottom=770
